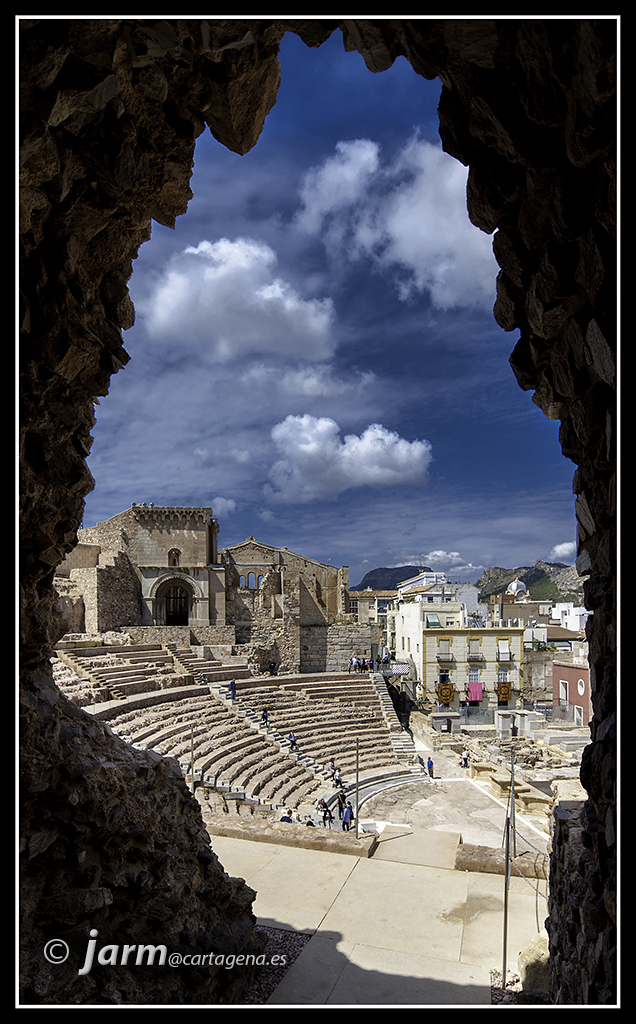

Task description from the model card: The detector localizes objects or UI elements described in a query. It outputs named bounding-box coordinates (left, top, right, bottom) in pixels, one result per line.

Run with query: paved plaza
left=210, top=741, right=552, bottom=1005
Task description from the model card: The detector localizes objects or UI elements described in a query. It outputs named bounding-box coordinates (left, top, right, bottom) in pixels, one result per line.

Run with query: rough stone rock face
left=53, top=578, right=86, bottom=634
left=20, top=671, right=266, bottom=1003
left=19, top=19, right=616, bottom=1004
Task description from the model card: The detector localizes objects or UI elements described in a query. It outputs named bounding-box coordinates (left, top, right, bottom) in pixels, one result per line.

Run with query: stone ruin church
left=55, top=504, right=357, bottom=673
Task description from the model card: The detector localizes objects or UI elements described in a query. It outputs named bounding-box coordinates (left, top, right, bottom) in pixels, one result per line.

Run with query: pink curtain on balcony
left=467, top=680, right=483, bottom=701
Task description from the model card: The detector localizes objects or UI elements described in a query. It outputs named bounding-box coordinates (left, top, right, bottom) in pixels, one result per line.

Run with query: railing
left=522, top=698, right=588, bottom=726
left=459, top=705, right=495, bottom=725
left=378, top=662, right=410, bottom=675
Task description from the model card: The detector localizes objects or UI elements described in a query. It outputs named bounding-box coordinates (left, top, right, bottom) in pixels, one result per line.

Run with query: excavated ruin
left=19, top=19, right=616, bottom=1004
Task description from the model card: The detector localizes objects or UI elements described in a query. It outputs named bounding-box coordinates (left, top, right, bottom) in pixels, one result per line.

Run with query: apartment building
left=394, top=596, right=524, bottom=709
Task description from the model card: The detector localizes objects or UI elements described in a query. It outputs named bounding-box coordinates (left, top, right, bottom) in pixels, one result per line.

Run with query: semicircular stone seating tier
left=224, top=674, right=414, bottom=777
left=54, top=643, right=417, bottom=810
left=99, top=692, right=325, bottom=809
left=55, top=642, right=252, bottom=701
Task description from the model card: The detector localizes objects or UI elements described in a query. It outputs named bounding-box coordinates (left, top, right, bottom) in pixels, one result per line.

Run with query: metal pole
left=510, top=746, right=517, bottom=857
left=355, top=738, right=360, bottom=839
left=502, top=814, right=510, bottom=988
left=191, top=724, right=195, bottom=792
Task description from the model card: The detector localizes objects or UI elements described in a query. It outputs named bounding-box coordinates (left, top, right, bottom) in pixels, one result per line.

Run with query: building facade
left=56, top=505, right=350, bottom=633
left=553, top=660, right=591, bottom=728
left=53, top=505, right=368, bottom=673
left=394, top=596, right=524, bottom=709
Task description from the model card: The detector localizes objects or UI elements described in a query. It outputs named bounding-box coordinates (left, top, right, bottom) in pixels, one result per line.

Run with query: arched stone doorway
left=150, top=573, right=201, bottom=626
left=163, top=583, right=190, bottom=625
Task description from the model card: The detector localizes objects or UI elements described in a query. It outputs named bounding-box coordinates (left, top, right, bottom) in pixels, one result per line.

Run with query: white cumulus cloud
left=394, top=549, right=483, bottom=575
left=295, top=138, right=381, bottom=235
left=549, top=541, right=576, bottom=563
left=264, top=414, right=432, bottom=503
left=212, top=496, right=237, bottom=517
left=295, top=137, right=498, bottom=310
left=138, top=237, right=336, bottom=363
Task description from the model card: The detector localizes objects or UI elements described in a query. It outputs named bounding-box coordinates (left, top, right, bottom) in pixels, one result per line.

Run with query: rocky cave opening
left=19, top=19, right=616, bottom=1005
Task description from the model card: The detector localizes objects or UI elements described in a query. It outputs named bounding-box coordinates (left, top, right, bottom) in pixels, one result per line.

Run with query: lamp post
left=355, top=738, right=360, bottom=840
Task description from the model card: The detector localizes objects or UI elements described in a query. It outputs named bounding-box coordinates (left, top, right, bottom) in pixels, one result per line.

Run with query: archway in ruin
left=19, top=20, right=616, bottom=1005
left=158, top=581, right=191, bottom=626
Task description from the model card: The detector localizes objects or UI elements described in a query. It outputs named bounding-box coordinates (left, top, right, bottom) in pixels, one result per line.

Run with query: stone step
left=69, top=643, right=165, bottom=658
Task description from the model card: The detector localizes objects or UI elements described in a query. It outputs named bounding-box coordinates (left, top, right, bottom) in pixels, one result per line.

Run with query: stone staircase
left=162, top=643, right=252, bottom=684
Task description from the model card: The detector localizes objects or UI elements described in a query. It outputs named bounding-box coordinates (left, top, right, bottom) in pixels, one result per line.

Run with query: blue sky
left=82, top=27, right=578, bottom=587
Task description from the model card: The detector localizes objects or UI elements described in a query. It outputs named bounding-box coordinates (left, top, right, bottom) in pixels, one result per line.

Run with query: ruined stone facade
left=57, top=506, right=348, bottom=634
left=20, top=20, right=616, bottom=1004
left=219, top=536, right=349, bottom=626
left=55, top=505, right=357, bottom=673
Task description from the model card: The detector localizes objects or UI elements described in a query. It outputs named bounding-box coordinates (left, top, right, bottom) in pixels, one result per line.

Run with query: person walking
left=316, top=799, right=333, bottom=828
left=337, top=790, right=347, bottom=819
left=461, top=748, right=469, bottom=768
left=229, top=678, right=236, bottom=701
left=288, top=731, right=298, bottom=751
left=427, top=756, right=434, bottom=778
left=261, top=709, right=269, bottom=728
left=342, top=802, right=354, bottom=831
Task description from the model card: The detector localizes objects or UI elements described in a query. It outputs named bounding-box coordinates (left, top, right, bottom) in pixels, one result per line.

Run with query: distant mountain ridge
left=351, top=559, right=584, bottom=605
left=351, top=566, right=431, bottom=591
left=476, top=560, right=584, bottom=604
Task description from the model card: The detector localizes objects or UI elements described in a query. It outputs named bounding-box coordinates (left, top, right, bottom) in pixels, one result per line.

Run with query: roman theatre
left=19, top=20, right=616, bottom=1004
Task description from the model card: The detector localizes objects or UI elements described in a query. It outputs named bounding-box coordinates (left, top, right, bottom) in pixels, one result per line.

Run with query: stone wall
left=77, top=509, right=140, bottom=564
left=67, top=554, right=142, bottom=634
left=53, top=577, right=86, bottom=634
left=95, top=554, right=143, bottom=633
left=56, top=543, right=101, bottom=576
left=237, top=615, right=301, bottom=674
left=19, top=19, right=616, bottom=1004
left=547, top=779, right=614, bottom=1004
left=301, top=623, right=385, bottom=674
left=523, top=650, right=556, bottom=704
left=122, top=624, right=238, bottom=648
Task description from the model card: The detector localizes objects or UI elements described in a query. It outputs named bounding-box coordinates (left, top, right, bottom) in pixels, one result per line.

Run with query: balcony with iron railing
left=436, top=651, right=455, bottom=663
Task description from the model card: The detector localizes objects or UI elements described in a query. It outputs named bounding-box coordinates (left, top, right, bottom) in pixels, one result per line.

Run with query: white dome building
left=506, top=579, right=529, bottom=598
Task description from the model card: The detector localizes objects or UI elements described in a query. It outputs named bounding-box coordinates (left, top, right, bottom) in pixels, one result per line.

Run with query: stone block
left=518, top=930, right=550, bottom=992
